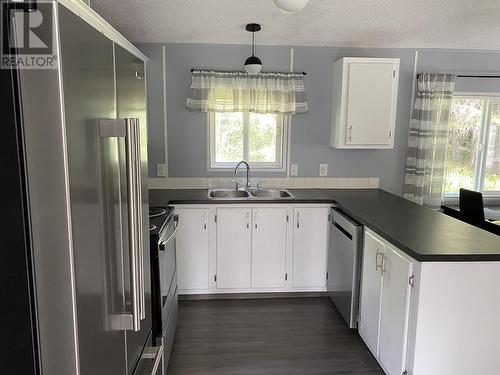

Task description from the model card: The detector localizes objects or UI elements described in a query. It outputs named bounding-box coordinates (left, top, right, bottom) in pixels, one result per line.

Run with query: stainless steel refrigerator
left=2, top=1, right=161, bottom=374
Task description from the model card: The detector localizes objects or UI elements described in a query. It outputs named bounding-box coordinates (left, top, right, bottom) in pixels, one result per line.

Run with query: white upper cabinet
left=330, top=57, right=400, bottom=149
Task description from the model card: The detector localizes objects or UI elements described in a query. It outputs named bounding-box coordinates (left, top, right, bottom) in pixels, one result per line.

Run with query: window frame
left=443, top=93, right=500, bottom=200
left=206, top=111, right=288, bottom=172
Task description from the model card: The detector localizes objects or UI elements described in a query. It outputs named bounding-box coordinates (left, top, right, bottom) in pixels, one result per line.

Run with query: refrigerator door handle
left=98, top=118, right=141, bottom=331
left=132, top=118, right=146, bottom=321
left=98, top=118, right=145, bottom=331
left=125, top=118, right=142, bottom=331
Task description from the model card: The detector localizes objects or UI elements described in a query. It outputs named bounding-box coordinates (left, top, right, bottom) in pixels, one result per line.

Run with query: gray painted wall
left=139, top=43, right=166, bottom=177
left=136, top=43, right=500, bottom=195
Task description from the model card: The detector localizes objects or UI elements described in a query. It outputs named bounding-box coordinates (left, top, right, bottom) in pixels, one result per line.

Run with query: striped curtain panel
left=185, top=70, right=308, bottom=115
left=403, top=73, right=456, bottom=207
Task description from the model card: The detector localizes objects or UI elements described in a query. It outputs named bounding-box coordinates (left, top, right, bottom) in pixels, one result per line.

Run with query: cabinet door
left=176, top=208, right=210, bottom=290
left=292, top=207, right=329, bottom=288
left=252, top=208, right=287, bottom=288
left=378, top=245, right=413, bottom=375
left=346, top=61, right=397, bottom=146
left=216, top=208, right=252, bottom=289
left=359, top=230, right=385, bottom=356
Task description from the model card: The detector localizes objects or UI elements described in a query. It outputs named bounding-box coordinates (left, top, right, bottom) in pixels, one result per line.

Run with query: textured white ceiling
left=91, top=0, right=500, bottom=50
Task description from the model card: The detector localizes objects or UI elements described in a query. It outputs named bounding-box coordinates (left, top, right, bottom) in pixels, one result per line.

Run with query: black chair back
left=459, top=188, right=485, bottom=224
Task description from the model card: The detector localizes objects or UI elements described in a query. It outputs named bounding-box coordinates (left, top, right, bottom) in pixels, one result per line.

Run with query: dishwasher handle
left=334, top=221, right=353, bottom=241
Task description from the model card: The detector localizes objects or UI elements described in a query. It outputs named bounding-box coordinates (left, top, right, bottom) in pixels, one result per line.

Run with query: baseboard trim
left=179, top=291, right=329, bottom=301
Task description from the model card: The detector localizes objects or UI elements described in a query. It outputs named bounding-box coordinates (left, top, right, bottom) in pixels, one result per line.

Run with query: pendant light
left=273, top=0, right=309, bottom=14
left=244, top=23, right=262, bottom=75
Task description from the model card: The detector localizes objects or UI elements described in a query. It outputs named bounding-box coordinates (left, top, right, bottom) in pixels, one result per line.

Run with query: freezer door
left=58, top=5, right=127, bottom=375
left=114, top=44, right=151, bottom=373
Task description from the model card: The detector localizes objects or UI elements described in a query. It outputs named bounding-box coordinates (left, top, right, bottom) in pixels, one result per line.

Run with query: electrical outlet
left=290, top=164, right=298, bottom=176
left=319, top=164, right=328, bottom=177
left=157, top=163, right=167, bottom=177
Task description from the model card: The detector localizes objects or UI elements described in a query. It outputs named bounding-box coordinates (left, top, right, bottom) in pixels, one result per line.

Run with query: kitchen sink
left=207, top=188, right=294, bottom=200
left=208, top=189, right=250, bottom=199
left=249, top=189, right=294, bottom=199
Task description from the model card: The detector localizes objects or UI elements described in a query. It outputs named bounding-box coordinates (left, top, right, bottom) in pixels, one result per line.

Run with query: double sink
left=208, top=188, right=295, bottom=200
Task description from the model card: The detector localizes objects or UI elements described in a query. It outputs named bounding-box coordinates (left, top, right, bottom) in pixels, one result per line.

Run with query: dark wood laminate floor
left=167, top=297, right=384, bottom=375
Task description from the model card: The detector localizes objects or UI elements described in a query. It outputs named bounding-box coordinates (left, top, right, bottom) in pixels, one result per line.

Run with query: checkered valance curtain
left=185, top=70, right=308, bottom=115
left=403, top=73, right=456, bottom=207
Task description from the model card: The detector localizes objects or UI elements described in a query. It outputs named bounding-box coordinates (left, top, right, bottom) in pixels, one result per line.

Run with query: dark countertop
left=149, top=188, right=500, bottom=262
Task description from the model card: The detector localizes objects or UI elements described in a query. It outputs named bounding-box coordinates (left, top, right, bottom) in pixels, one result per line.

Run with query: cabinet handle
left=375, top=249, right=383, bottom=271
left=254, top=211, right=258, bottom=229
left=246, top=211, right=250, bottom=229
left=204, top=212, right=207, bottom=229
left=296, top=212, right=300, bottom=229
left=347, top=125, right=353, bottom=142
left=381, top=253, right=387, bottom=275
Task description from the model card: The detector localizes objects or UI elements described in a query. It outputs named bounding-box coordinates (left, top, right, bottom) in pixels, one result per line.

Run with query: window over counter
left=208, top=111, right=287, bottom=171
left=444, top=96, right=500, bottom=196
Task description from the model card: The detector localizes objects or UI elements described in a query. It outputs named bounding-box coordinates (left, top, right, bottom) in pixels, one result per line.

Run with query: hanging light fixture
left=244, top=23, right=262, bottom=75
left=273, top=0, right=309, bottom=14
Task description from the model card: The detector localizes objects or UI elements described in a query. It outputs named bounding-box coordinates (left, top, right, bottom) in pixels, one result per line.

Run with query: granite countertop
left=149, top=188, right=500, bottom=262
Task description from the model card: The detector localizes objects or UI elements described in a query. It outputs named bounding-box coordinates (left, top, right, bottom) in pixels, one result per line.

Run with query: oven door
left=158, top=214, right=178, bottom=330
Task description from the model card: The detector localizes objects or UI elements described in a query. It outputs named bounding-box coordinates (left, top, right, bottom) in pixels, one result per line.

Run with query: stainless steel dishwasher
left=327, top=208, right=363, bottom=329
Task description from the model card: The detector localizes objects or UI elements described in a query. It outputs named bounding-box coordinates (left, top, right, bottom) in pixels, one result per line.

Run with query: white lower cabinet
left=359, top=229, right=413, bottom=375
left=175, top=208, right=210, bottom=291
left=359, top=230, right=385, bottom=355
left=174, top=204, right=330, bottom=294
left=378, top=245, right=413, bottom=375
left=292, top=207, right=329, bottom=288
left=216, top=208, right=252, bottom=289
left=251, top=207, right=287, bottom=288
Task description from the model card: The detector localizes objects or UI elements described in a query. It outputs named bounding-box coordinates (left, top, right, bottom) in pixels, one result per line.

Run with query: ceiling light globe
left=245, top=64, right=262, bottom=75
left=244, top=55, right=262, bottom=75
left=272, top=0, right=309, bottom=14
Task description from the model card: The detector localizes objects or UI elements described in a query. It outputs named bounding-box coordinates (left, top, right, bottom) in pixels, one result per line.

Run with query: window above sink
left=207, top=111, right=288, bottom=172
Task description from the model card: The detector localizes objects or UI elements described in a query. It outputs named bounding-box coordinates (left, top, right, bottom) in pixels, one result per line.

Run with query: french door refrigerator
left=2, top=1, right=161, bottom=374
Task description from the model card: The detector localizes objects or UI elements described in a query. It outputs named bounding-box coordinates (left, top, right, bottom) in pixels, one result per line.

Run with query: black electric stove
left=148, top=206, right=178, bottom=373
left=149, top=206, right=174, bottom=236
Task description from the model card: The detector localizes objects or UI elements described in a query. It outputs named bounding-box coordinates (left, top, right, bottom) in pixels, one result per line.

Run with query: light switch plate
left=290, top=164, right=298, bottom=176
left=319, top=164, right=328, bottom=177
left=157, top=163, right=167, bottom=177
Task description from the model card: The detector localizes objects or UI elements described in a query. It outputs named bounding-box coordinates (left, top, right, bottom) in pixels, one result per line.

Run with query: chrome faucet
left=234, top=160, right=251, bottom=188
